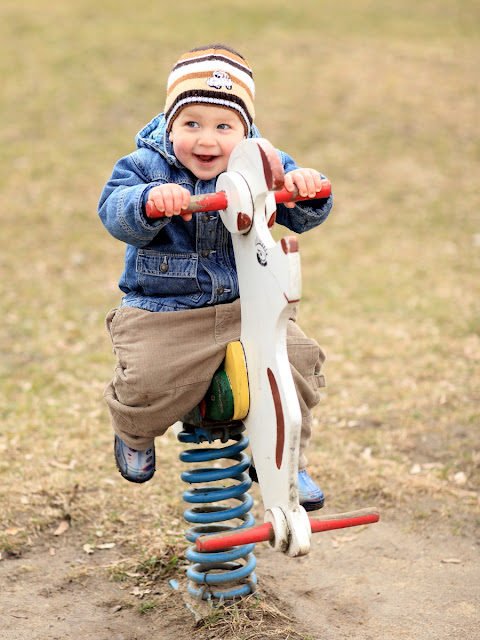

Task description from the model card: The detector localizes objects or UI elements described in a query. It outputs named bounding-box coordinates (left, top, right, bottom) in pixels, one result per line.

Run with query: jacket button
left=217, top=286, right=225, bottom=295
left=201, top=213, right=210, bottom=223
left=160, top=263, right=168, bottom=273
left=201, top=250, right=210, bottom=258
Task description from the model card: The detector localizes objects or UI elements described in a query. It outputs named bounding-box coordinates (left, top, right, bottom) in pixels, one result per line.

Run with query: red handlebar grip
left=145, top=180, right=331, bottom=218
left=145, top=192, right=228, bottom=218
left=274, top=179, right=331, bottom=204
left=187, top=191, right=229, bottom=213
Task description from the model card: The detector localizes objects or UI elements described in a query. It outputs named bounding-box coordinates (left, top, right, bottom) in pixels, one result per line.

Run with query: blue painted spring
left=178, top=425, right=257, bottom=600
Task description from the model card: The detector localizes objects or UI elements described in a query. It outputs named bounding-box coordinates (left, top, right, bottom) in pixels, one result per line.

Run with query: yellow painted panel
left=224, top=342, right=250, bottom=420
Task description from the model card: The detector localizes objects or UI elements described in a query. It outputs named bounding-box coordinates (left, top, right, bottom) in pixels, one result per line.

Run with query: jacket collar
left=135, top=113, right=181, bottom=167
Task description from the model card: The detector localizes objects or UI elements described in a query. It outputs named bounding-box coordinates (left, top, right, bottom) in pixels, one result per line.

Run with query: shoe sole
left=114, top=441, right=155, bottom=484
left=301, top=498, right=325, bottom=511
left=115, top=462, right=155, bottom=484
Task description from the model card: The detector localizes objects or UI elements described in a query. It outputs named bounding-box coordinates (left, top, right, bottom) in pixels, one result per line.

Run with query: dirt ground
left=1, top=508, right=479, bottom=640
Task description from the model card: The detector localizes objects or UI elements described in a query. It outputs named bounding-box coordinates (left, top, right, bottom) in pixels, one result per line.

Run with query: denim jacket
left=98, top=114, right=333, bottom=312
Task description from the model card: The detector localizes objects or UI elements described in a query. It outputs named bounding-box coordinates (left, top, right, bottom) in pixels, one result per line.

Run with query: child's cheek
left=224, top=138, right=245, bottom=162
left=172, top=139, right=190, bottom=166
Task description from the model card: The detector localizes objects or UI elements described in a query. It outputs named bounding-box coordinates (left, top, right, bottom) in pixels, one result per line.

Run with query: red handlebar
left=195, top=507, right=379, bottom=553
left=145, top=180, right=331, bottom=218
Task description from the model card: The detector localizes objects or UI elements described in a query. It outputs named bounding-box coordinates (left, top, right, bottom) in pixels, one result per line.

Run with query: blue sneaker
left=297, top=470, right=325, bottom=511
left=114, top=435, right=155, bottom=483
left=248, top=466, right=324, bottom=511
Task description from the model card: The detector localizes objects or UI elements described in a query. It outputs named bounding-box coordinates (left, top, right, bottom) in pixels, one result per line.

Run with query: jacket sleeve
left=274, top=150, right=333, bottom=234
left=98, top=151, right=170, bottom=247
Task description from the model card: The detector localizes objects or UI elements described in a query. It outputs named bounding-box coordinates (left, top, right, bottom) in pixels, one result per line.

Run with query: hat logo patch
left=206, top=71, right=233, bottom=90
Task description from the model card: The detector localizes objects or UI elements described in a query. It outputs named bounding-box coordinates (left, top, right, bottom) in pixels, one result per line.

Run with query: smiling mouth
left=195, top=154, right=218, bottom=164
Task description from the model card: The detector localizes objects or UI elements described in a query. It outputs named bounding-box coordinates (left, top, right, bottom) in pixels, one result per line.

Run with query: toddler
left=98, top=44, right=333, bottom=511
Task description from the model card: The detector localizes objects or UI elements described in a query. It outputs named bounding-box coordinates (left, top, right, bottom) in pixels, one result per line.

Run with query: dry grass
left=190, top=593, right=309, bottom=640
left=0, top=1, right=479, bottom=637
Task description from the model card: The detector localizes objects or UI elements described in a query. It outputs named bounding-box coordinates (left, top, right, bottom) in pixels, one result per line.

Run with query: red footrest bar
left=195, top=507, right=379, bottom=553
left=310, top=508, right=379, bottom=533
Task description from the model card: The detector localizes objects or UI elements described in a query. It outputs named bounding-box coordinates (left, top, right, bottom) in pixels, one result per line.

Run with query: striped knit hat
left=164, top=44, right=255, bottom=136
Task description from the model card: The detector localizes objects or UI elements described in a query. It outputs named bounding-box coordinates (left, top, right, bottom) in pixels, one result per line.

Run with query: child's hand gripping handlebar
left=145, top=180, right=332, bottom=218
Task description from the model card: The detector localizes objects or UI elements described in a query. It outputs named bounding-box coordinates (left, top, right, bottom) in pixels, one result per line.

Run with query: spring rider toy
left=147, top=138, right=379, bottom=601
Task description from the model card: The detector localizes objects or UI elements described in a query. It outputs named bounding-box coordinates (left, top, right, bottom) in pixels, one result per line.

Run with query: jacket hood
left=135, top=113, right=261, bottom=169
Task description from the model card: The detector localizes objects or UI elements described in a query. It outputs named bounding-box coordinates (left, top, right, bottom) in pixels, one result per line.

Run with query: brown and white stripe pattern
left=164, top=44, right=255, bottom=135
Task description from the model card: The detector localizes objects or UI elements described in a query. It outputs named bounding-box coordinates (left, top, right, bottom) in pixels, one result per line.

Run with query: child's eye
left=217, top=123, right=230, bottom=130
left=186, top=121, right=199, bottom=128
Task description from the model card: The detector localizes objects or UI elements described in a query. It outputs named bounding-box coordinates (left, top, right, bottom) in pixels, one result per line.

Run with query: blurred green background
left=1, top=0, right=479, bottom=556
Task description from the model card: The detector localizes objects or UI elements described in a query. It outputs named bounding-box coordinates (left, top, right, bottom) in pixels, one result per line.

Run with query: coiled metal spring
left=178, top=424, right=257, bottom=600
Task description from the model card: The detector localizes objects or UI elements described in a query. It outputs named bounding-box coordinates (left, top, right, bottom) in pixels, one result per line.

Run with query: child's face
left=169, top=105, right=246, bottom=180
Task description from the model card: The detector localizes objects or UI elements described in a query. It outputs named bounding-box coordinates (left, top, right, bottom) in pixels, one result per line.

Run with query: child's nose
left=198, top=129, right=217, bottom=146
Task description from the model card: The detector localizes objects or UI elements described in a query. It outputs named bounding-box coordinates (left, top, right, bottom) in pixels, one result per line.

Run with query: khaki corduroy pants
left=104, top=299, right=325, bottom=471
